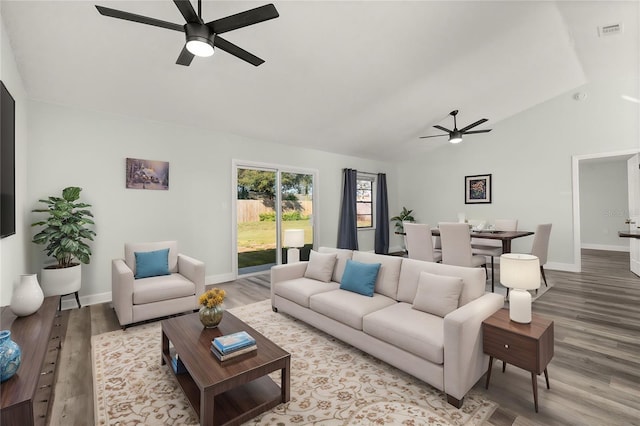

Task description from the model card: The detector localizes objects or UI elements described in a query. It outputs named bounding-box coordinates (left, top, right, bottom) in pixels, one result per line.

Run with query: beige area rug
left=92, top=300, right=498, bottom=425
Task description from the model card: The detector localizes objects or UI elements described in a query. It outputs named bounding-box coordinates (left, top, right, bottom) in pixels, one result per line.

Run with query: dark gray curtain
left=375, top=173, right=389, bottom=254
left=337, top=168, right=359, bottom=250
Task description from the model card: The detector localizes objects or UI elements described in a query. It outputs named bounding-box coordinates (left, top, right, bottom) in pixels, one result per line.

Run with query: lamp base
left=287, top=248, right=300, bottom=263
left=509, top=289, right=532, bottom=323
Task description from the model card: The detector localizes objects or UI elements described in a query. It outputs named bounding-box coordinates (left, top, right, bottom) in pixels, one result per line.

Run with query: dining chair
left=531, top=223, right=552, bottom=287
left=438, top=222, right=487, bottom=277
left=403, top=223, right=442, bottom=263
left=472, top=219, right=518, bottom=292
left=506, top=223, right=552, bottom=298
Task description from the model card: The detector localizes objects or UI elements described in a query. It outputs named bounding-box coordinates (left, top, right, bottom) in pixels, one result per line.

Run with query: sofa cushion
left=304, top=250, right=337, bottom=282
left=363, top=302, right=444, bottom=364
left=133, top=273, right=195, bottom=305
left=318, top=247, right=353, bottom=283
left=396, top=258, right=485, bottom=307
left=125, top=241, right=179, bottom=276
left=340, top=259, right=381, bottom=297
left=134, top=248, right=170, bottom=279
left=412, top=272, right=463, bottom=317
left=310, top=289, right=396, bottom=330
left=352, top=251, right=403, bottom=299
left=273, top=277, right=340, bottom=307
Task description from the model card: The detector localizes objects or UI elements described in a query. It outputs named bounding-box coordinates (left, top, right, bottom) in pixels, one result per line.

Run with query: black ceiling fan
left=95, top=0, right=279, bottom=66
left=420, top=110, right=492, bottom=144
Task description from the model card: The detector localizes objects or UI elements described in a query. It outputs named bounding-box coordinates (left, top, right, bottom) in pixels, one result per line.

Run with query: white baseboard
left=207, top=272, right=236, bottom=284
left=61, top=291, right=112, bottom=310
left=545, top=262, right=580, bottom=272
left=581, top=243, right=629, bottom=252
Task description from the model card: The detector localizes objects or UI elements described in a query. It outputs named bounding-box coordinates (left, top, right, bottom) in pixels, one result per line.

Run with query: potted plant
left=31, top=187, right=96, bottom=303
left=390, top=206, right=415, bottom=234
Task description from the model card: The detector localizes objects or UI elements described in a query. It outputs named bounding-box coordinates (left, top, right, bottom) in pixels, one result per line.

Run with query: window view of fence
left=237, top=168, right=314, bottom=274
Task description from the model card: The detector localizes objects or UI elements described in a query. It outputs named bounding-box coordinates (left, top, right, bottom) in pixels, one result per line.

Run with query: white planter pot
left=10, top=274, right=45, bottom=317
left=41, top=264, right=82, bottom=297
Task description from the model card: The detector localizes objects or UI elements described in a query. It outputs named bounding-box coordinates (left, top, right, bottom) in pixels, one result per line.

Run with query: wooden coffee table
left=161, top=311, right=290, bottom=426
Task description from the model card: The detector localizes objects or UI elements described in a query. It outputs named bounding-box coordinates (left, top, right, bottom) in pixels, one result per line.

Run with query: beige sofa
left=271, top=247, right=504, bottom=407
left=112, top=241, right=205, bottom=328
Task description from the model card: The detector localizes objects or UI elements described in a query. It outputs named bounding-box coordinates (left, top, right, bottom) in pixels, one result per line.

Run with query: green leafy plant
left=390, top=206, right=415, bottom=233
left=31, top=186, right=96, bottom=268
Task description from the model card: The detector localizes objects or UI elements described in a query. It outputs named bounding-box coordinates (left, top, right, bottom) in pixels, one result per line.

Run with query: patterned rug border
left=92, top=300, right=498, bottom=425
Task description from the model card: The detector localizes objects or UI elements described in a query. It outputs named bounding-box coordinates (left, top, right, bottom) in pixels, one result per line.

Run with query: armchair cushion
left=134, top=248, right=170, bottom=279
left=125, top=241, right=178, bottom=276
left=132, top=274, right=196, bottom=305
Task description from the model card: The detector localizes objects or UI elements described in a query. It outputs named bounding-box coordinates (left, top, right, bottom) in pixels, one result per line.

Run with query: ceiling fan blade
left=95, top=5, right=184, bottom=32
left=173, top=0, right=202, bottom=23
left=419, top=134, right=448, bottom=139
left=459, top=118, right=488, bottom=133
left=463, top=129, right=492, bottom=135
left=214, top=36, right=265, bottom=66
left=433, top=125, right=452, bottom=133
left=176, top=45, right=195, bottom=66
left=207, top=4, right=279, bottom=35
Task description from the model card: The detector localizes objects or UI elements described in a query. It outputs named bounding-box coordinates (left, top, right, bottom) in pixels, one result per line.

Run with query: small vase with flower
left=198, top=288, right=226, bottom=328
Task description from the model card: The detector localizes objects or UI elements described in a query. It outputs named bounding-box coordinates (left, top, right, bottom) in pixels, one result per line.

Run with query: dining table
left=430, top=229, right=534, bottom=253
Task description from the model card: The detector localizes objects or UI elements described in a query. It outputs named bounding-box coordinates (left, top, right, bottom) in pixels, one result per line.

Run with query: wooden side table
left=482, top=308, right=554, bottom=412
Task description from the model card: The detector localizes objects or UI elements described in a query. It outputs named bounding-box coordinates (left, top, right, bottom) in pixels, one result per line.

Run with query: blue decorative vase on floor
left=0, top=330, right=22, bottom=382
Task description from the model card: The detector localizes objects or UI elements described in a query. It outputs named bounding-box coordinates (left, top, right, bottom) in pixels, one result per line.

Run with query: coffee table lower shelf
left=162, top=352, right=283, bottom=426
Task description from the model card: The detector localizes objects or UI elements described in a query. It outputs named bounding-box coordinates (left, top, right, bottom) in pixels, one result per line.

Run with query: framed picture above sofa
left=465, top=174, right=492, bottom=204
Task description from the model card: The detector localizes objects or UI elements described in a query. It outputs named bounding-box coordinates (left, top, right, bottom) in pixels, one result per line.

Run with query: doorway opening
left=572, top=149, right=639, bottom=272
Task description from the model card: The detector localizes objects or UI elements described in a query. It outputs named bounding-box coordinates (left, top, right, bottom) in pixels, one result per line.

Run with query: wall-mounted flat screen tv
left=1, top=80, right=16, bottom=238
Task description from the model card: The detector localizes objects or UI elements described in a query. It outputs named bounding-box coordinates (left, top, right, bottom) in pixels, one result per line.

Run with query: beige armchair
left=112, top=241, right=205, bottom=329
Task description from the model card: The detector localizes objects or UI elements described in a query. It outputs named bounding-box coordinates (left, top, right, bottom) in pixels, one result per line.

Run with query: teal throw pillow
left=134, top=248, right=170, bottom=279
left=339, top=259, right=381, bottom=297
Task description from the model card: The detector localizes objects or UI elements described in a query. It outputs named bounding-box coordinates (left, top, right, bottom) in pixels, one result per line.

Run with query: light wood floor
left=48, top=250, right=639, bottom=426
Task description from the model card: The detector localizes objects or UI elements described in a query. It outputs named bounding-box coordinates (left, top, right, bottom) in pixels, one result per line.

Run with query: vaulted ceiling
left=1, top=1, right=637, bottom=161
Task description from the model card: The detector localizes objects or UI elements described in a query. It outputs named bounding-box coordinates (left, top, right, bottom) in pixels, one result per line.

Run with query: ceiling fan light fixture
left=185, top=23, right=215, bottom=57
left=186, top=38, right=214, bottom=57
left=449, top=131, right=463, bottom=144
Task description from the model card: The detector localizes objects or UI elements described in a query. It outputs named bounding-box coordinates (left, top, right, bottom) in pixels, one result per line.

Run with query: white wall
left=397, top=79, right=639, bottom=270
left=0, top=13, right=29, bottom=306
left=25, top=101, right=397, bottom=305
left=580, top=159, right=630, bottom=251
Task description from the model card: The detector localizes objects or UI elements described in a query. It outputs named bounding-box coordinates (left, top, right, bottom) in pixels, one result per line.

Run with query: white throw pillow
left=304, top=250, right=338, bottom=282
left=412, top=271, right=463, bottom=317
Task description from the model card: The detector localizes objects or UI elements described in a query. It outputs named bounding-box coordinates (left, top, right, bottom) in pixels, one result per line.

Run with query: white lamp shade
left=284, top=229, right=304, bottom=248
left=500, top=253, right=540, bottom=290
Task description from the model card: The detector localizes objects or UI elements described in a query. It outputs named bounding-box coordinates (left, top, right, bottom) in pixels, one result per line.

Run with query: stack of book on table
left=211, top=331, right=257, bottom=361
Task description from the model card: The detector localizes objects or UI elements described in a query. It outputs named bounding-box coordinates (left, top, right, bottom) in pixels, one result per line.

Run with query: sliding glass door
left=235, top=163, right=316, bottom=276
left=281, top=172, right=314, bottom=263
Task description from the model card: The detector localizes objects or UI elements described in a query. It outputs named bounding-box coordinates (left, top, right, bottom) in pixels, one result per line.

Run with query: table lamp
left=284, top=229, right=304, bottom=263
left=500, top=253, right=540, bottom=323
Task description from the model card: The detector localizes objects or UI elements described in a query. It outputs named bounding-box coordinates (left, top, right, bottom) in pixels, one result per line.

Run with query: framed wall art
left=465, top=174, right=491, bottom=204
left=126, top=158, right=169, bottom=190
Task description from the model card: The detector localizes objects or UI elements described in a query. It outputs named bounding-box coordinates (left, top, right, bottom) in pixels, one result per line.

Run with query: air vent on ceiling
left=598, top=23, right=623, bottom=37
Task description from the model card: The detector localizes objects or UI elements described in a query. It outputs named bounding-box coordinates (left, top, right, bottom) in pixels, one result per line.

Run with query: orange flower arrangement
left=198, top=288, right=226, bottom=308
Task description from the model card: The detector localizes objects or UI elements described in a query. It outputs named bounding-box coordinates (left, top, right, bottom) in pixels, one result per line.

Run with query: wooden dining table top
left=430, top=229, right=534, bottom=240
left=397, top=228, right=535, bottom=253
